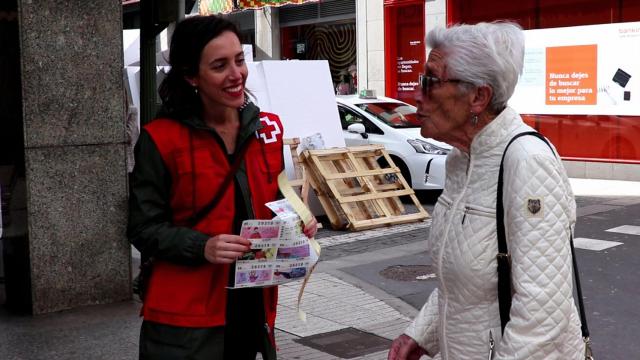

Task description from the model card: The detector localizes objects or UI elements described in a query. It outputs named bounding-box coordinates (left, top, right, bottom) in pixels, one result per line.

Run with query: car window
left=355, top=102, right=421, bottom=128
left=338, top=105, right=383, bottom=134
left=338, top=106, right=359, bottom=129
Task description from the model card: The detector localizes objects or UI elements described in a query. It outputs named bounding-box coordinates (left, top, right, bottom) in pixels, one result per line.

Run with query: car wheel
left=378, top=156, right=413, bottom=203
left=378, top=156, right=412, bottom=187
left=417, top=189, right=443, bottom=204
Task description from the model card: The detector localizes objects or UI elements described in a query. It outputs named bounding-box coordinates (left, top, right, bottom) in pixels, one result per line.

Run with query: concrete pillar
left=17, top=0, right=130, bottom=314
left=255, top=7, right=280, bottom=60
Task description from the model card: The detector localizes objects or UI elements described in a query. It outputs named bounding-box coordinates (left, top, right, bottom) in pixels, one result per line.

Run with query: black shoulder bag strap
left=497, top=131, right=591, bottom=352
left=185, top=137, right=253, bottom=228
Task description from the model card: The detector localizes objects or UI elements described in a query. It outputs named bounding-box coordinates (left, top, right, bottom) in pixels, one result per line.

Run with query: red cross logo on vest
left=257, top=113, right=282, bottom=144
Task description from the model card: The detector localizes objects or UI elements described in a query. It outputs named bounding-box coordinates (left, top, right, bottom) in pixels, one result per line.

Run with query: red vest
left=141, top=112, right=284, bottom=329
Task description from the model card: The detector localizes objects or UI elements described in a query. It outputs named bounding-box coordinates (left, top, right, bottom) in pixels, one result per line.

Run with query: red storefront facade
left=383, top=0, right=640, bottom=165
left=384, top=0, right=425, bottom=105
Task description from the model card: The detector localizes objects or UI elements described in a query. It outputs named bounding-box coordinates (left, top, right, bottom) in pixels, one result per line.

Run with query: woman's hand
left=204, top=234, right=251, bottom=264
left=388, top=334, right=427, bottom=360
left=302, top=217, right=318, bottom=239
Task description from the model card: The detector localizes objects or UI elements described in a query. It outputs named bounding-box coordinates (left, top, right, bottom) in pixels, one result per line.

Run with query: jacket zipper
left=438, top=153, right=474, bottom=359
left=488, top=330, right=495, bottom=360
left=462, top=205, right=496, bottom=224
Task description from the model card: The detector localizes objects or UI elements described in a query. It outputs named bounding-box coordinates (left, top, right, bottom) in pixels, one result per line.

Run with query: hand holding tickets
left=231, top=198, right=318, bottom=288
left=204, top=234, right=251, bottom=264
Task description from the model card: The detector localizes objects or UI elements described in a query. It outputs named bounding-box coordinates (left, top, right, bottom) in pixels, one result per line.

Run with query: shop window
left=280, top=21, right=356, bottom=87
left=448, top=0, right=640, bottom=163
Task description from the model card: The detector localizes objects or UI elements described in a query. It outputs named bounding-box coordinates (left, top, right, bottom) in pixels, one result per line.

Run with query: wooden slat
left=337, top=189, right=415, bottom=203
left=348, top=213, right=427, bottom=231
left=304, top=145, right=383, bottom=156
left=337, top=182, right=402, bottom=195
left=284, top=138, right=307, bottom=202
left=321, top=167, right=400, bottom=180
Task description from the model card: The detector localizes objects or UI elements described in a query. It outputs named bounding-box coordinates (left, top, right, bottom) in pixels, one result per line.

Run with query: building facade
left=373, top=0, right=640, bottom=180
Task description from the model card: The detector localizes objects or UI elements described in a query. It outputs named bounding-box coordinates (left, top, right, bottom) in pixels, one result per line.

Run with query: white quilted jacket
left=405, top=107, right=584, bottom=360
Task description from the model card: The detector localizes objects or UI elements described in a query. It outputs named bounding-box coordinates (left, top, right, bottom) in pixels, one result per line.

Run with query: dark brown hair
left=158, top=15, right=242, bottom=120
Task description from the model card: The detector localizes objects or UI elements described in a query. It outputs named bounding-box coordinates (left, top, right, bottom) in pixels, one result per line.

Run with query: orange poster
left=545, top=45, right=597, bottom=105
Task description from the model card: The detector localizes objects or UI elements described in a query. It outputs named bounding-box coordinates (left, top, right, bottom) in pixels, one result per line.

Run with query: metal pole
left=140, top=0, right=158, bottom=125
left=178, top=0, right=185, bottom=21
left=140, top=0, right=183, bottom=125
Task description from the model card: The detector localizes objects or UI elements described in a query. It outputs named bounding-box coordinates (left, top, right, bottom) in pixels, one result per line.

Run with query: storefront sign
left=510, top=21, right=640, bottom=116
left=199, top=0, right=319, bottom=14
left=238, top=0, right=318, bottom=10
left=396, top=55, right=420, bottom=93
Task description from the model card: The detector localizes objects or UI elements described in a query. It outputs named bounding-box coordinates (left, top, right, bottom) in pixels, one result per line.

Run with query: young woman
left=128, top=15, right=317, bottom=360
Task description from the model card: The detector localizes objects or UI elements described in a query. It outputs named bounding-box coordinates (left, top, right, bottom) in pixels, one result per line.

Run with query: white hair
left=426, top=21, right=525, bottom=113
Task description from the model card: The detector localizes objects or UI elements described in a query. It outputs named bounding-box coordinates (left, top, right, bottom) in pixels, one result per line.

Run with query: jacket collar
left=179, top=101, right=261, bottom=145
left=469, top=106, right=521, bottom=157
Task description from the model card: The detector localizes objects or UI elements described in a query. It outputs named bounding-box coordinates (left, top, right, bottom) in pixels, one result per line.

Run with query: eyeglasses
left=418, top=73, right=465, bottom=94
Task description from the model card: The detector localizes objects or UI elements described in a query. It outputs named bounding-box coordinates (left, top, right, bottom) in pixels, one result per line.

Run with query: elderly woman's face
left=415, top=49, right=472, bottom=144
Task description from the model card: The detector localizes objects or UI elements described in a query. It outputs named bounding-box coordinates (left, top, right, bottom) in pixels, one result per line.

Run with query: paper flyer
left=230, top=199, right=319, bottom=288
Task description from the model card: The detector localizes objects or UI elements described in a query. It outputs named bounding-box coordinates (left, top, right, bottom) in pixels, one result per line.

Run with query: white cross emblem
left=258, top=115, right=282, bottom=144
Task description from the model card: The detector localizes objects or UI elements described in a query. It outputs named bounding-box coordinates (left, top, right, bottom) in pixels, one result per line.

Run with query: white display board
left=510, top=21, right=640, bottom=116
left=123, top=29, right=141, bottom=67
left=246, top=60, right=344, bottom=148
left=123, top=29, right=170, bottom=67
left=245, top=60, right=344, bottom=216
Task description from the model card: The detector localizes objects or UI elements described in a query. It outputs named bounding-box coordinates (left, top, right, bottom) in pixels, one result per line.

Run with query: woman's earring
left=471, top=113, right=479, bottom=126
left=188, top=82, right=198, bottom=94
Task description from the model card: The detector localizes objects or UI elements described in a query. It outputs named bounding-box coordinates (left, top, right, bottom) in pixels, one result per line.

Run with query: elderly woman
left=388, top=22, right=585, bottom=359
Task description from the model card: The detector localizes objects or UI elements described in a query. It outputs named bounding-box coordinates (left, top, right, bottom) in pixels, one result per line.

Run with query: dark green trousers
left=139, top=321, right=276, bottom=360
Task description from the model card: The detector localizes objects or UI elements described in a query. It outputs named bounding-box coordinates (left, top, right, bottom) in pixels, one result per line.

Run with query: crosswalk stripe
left=574, top=237, right=623, bottom=251
left=605, top=225, right=640, bottom=236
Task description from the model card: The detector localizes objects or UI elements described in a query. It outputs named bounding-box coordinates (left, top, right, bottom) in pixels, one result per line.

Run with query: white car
left=336, top=94, right=452, bottom=191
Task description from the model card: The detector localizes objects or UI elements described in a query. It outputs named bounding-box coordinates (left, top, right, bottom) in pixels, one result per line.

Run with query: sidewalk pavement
left=568, top=178, right=640, bottom=197
left=271, top=272, right=413, bottom=360
left=1, top=178, right=638, bottom=359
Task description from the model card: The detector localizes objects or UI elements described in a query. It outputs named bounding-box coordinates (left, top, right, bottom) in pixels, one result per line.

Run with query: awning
left=199, top=0, right=318, bottom=15
left=238, top=0, right=318, bottom=10
left=199, top=0, right=235, bottom=15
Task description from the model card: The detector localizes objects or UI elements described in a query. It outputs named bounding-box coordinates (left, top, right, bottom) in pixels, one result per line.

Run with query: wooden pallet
left=283, top=138, right=311, bottom=205
left=300, top=145, right=429, bottom=231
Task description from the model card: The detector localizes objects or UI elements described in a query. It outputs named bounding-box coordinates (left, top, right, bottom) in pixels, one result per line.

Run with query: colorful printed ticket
left=231, top=200, right=319, bottom=288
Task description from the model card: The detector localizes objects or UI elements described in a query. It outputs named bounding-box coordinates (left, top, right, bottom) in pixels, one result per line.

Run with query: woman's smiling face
left=189, top=30, right=248, bottom=111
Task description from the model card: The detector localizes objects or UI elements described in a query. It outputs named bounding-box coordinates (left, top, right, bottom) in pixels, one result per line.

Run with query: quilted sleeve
left=494, top=153, right=577, bottom=359
left=404, top=288, right=440, bottom=356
